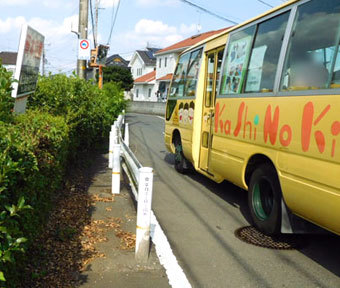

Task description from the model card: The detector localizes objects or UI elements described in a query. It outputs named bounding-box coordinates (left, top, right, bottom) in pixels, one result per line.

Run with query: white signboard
left=12, top=24, right=44, bottom=99
left=78, top=39, right=91, bottom=60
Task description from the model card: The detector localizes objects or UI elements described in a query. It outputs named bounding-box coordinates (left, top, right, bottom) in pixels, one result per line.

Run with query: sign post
left=12, top=24, right=44, bottom=113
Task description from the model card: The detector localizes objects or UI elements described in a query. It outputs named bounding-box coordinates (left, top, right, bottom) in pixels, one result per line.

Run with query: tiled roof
left=155, top=28, right=229, bottom=55
left=134, top=70, right=156, bottom=83
left=157, top=73, right=173, bottom=81
left=137, top=51, right=155, bottom=66
left=106, top=54, right=129, bottom=67
left=0, top=51, right=17, bottom=65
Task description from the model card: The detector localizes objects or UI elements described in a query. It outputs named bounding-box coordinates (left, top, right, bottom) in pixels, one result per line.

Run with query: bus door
left=199, top=48, right=224, bottom=171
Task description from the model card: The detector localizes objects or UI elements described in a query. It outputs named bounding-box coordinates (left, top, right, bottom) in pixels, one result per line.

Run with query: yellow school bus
left=165, top=0, right=340, bottom=235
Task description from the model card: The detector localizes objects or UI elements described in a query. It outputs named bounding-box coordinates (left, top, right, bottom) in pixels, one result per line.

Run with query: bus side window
left=244, top=12, right=289, bottom=93
left=220, top=26, right=255, bottom=96
left=170, top=53, right=190, bottom=98
left=331, top=50, right=340, bottom=88
left=280, top=0, right=340, bottom=91
left=185, top=49, right=203, bottom=97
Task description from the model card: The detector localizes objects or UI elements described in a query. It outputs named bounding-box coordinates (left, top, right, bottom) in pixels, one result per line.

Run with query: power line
left=89, top=0, right=97, bottom=47
left=107, top=0, right=121, bottom=45
left=256, top=0, right=274, bottom=8
left=178, top=0, right=238, bottom=25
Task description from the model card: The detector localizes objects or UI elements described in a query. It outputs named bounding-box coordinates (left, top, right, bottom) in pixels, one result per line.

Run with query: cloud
left=135, top=19, right=177, bottom=35
left=110, top=18, right=200, bottom=56
left=23, top=15, right=78, bottom=39
left=0, top=17, right=26, bottom=34
left=179, top=23, right=198, bottom=34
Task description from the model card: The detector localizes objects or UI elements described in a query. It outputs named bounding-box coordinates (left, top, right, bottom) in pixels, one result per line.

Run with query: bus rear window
left=281, top=0, right=340, bottom=91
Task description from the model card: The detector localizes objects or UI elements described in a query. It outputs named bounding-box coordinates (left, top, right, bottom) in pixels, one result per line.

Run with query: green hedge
left=28, top=74, right=126, bottom=151
left=0, top=69, right=126, bottom=285
left=0, top=63, right=14, bottom=123
left=0, top=112, right=69, bottom=283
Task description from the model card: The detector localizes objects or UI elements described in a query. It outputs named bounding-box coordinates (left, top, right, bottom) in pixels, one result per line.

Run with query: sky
left=0, top=0, right=286, bottom=74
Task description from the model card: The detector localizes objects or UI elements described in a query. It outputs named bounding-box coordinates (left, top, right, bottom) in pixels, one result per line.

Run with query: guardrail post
left=112, top=144, right=121, bottom=194
left=109, top=130, right=114, bottom=168
left=124, top=123, right=129, bottom=147
left=135, top=167, right=153, bottom=263
left=113, top=121, right=119, bottom=144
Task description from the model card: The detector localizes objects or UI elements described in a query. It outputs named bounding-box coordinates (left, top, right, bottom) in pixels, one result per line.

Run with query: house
left=131, top=28, right=228, bottom=102
left=105, top=54, right=129, bottom=69
left=129, top=47, right=160, bottom=101
left=133, top=69, right=157, bottom=101
left=154, top=28, right=228, bottom=101
left=129, top=47, right=160, bottom=80
left=0, top=51, right=17, bottom=74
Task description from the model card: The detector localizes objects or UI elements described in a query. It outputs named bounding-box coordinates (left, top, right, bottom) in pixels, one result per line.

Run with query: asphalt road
left=126, top=113, right=340, bottom=288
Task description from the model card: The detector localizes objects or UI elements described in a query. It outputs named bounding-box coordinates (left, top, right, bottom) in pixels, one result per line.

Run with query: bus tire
left=248, top=164, right=282, bottom=235
left=174, top=136, right=186, bottom=174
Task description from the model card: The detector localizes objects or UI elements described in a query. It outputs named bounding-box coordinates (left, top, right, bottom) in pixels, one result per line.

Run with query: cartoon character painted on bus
left=188, top=102, right=195, bottom=125
left=179, top=103, right=184, bottom=123
left=183, top=103, right=189, bottom=124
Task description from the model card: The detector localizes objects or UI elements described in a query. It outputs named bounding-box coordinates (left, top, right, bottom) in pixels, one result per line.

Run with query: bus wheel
left=174, top=137, right=186, bottom=174
left=248, top=164, right=282, bottom=235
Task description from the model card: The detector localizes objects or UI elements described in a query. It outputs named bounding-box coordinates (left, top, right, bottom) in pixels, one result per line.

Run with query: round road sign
left=80, top=39, right=89, bottom=49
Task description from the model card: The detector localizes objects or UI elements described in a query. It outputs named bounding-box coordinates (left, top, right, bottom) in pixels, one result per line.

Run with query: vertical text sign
left=12, top=24, right=44, bottom=99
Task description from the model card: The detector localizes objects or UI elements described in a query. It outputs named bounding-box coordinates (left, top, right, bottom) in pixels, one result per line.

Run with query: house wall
left=130, top=54, right=155, bottom=80
left=130, top=56, right=143, bottom=80
left=132, top=82, right=157, bottom=102
left=155, top=52, right=180, bottom=79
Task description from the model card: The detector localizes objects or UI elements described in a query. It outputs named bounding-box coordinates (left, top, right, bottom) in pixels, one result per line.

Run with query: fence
left=109, top=113, right=154, bottom=263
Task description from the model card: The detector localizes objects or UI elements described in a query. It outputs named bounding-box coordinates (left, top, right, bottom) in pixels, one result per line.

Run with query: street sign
left=11, top=24, right=44, bottom=113
left=78, top=39, right=90, bottom=60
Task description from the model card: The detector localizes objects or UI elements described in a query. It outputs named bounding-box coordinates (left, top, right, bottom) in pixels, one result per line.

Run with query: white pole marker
left=135, top=167, right=154, bottom=263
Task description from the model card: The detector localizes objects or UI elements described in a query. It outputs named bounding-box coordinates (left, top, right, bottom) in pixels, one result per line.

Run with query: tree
left=101, top=65, right=134, bottom=91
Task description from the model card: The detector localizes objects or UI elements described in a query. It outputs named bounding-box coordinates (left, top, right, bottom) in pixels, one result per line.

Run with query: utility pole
left=42, top=45, right=45, bottom=76
left=95, top=0, right=99, bottom=46
left=92, top=0, right=99, bottom=80
left=77, top=0, right=89, bottom=79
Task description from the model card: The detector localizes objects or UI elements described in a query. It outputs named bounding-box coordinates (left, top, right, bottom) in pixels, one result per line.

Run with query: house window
left=159, top=58, right=162, bottom=68
left=148, top=88, right=151, bottom=98
left=136, top=89, right=139, bottom=98
left=165, top=57, right=167, bottom=67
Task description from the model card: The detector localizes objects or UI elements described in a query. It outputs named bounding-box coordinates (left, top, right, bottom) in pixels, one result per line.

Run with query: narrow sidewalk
left=78, top=151, right=170, bottom=288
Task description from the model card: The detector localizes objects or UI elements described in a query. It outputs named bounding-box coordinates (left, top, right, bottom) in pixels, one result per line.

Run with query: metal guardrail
left=114, top=114, right=142, bottom=200
left=109, top=112, right=154, bottom=263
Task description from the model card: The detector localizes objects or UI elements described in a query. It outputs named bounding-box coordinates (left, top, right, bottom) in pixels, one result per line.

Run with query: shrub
left=101, top=65, right=134, bottom=91
left=0, top=63, right=14, bottom=123
left=0, top=72, right=126, bottom=284
left=28, top=74, right=126, bottom=152
left=0, top=111, right=69, bottom=284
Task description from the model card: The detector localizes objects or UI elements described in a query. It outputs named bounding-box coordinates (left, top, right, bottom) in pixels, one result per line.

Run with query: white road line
left=156, top=115, right=165, bottom=120
left=150, top=211, right=192, bottom=288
